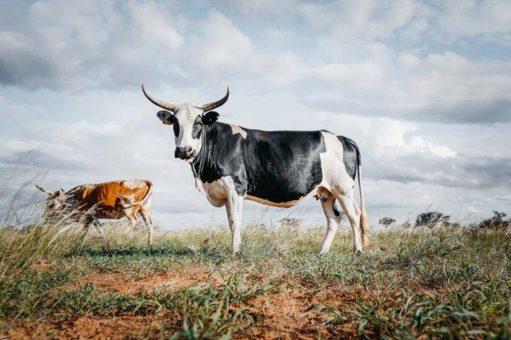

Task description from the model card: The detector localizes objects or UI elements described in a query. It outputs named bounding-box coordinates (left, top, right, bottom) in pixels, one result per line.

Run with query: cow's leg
left=93, top=219, right=112, bottom=247
left=336, top=192, right=363, bottom=253
left=80, top=225, right=90, bottom=247
left=319, top=191, right=342, bottom=254
left=225, top=190, right=243, bottom=254
left=80, top=215, right=94, bottom=247
left=119, top=202, right=138, bottom=231
left=123, top=211, right=138, bottom=230
left=138, top=209, right=154, bottom=246
left=347, top=191, right=368, bottom=247
left=93, top=219, right=106, bottom=239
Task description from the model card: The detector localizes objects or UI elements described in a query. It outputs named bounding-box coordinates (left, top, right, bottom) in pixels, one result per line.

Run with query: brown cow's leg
left=127, top=216, right=138, bottom=230
left=93, top=220, right=106, bottom=239
left=80, top=215, right=94, bottom=247
left=139, top=210, right=153, bottom=246
left=93, top=219, right=111, bottom=247
left=80, top=225, right=90, bottom=247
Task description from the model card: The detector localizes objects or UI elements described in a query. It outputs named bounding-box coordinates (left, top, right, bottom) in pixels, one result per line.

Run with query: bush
left=472, top=211, right=510, bottom=230
left=379, top=217, right=396, bottom=228
left=415, top=212, right=450, bottom=228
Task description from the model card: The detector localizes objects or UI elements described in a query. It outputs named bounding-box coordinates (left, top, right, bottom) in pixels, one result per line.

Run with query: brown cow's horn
left=141, top=84, right=177, bottom=111
left=199, top=87, right=229, bottom=112
left=35, top=184, right=53, bottom=195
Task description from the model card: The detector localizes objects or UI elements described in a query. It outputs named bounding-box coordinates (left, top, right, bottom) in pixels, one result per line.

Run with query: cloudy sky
left=1, top=0, right=510, bottom=229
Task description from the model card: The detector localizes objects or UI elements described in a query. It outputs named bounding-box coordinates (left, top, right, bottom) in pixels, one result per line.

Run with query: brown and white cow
left=36, top=179, right=154, bottom=245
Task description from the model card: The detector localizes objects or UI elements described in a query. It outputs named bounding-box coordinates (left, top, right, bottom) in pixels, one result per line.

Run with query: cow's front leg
left=80, top=225, right=90, bottom=247
left=225, top=190, right=243, bottom=254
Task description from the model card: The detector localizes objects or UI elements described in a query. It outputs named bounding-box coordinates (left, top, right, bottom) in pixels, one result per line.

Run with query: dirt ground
left=61, top=267, right=221, bottom=295
left=3, top=267, right=360, bottom=339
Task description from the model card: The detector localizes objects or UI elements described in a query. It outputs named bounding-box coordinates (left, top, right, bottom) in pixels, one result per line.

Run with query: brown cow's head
left=35, top=185, right=67, bottom=220
left=142, top=85, right=228, bottom=162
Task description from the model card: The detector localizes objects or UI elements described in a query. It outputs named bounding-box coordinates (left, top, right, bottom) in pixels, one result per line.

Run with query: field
left=0, top=222, right=510, bottom=339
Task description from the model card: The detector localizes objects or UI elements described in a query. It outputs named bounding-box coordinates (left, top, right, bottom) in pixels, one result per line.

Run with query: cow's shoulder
left=68, top=184, right=95, bottom=200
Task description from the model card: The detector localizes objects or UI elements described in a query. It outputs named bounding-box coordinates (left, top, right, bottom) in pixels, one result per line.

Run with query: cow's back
left=67, top=179, right=150, bottom=214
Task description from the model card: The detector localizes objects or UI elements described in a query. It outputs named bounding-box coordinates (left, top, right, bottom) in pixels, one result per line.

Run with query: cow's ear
left=157, top=110, right=174, bottom=125
left=202, top=111, right=219, bottom=125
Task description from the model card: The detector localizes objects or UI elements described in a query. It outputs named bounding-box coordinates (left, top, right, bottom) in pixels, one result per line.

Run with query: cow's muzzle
left=175, top=146, right=196, bottom=160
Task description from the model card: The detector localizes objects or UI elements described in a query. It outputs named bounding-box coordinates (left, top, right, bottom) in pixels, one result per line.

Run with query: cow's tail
left=351, top=140, right=369, bottom=247
left=358, top=164, right=369, bottom=247
left=119, top=180, right=153, bottom=208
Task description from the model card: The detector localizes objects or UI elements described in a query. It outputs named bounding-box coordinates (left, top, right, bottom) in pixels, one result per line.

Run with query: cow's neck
left=190, top=123, right=218, bottom=180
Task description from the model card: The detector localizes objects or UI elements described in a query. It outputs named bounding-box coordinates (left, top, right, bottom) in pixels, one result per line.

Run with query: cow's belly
left=196, top=176, right=318, bottom=209
left=195, top=178, right=229, bottom=207
left=95, top=207, right=125, bottom=220
left=245, top=168, right=322, bottom=207
left=245, top=193, right=311, bottom=208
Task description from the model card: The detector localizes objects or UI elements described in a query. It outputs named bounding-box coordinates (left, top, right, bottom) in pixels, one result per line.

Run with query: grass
left=0, top=220, right=510, bottom=338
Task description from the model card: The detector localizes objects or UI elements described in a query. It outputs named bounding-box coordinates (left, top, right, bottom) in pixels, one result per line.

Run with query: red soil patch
left=240, top=280, right=359, bottom=339
left=31, top=260, right=56, bottom=271
left=3, top=313, right=179, bottom=340
left=62, top=267, right=221, bottom=294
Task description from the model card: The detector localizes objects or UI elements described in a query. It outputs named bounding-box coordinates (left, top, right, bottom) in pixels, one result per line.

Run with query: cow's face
left=157, top=105, right=219, bottom=162
left=35, top=185, right=67, bottom=220
left=142, top=85, right=229, bottom=162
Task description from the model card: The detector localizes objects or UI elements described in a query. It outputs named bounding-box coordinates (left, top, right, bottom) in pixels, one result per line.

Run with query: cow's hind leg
left=138, top=209, right=154, bottom=246
left=123, top=211, right=138, bottom=231
left=336, top=192, right=363, bottom=253
left=225, top=190, right=243, bottom=254
left=319, top=189, right=342, bottom=254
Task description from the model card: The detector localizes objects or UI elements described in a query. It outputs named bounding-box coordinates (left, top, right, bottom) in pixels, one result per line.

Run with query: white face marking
left=173, top=104, right=203, bottom=163
left=229, top=124, right=247, bottom=139
left=43, top=191, right=67, bottom=219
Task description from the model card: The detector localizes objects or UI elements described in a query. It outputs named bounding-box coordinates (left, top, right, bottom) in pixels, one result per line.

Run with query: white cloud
left=226, top=0, right=298, bottom=14
left=431, top=0, right=511, bottom=40
left=300, top=0, right=417, bottom=40
left=0, top=0, right=185, bottom=90
left=191, top=11, right=302, bottom=88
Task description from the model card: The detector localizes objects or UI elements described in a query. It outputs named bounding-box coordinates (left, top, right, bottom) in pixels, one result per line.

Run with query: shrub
left=472, top=211, right=510, bottom=230
left=415, top=212, right=450, bottom=228
left=379, top=217, right=396, bottom=228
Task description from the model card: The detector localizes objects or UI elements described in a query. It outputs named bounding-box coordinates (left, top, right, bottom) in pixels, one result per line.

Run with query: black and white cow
left=142, top=85, right=368, bottom=254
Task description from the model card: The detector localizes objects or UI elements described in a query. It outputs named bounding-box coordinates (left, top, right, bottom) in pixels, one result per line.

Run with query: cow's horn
left=35, top=184, right=53, bottom=195
left=199, top=87, right=229, bottom=112
left=141, top=84, right=177, bottom=111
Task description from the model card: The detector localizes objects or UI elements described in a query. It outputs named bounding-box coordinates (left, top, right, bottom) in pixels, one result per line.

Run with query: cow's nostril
left=185, top=146, right=192, bottom=153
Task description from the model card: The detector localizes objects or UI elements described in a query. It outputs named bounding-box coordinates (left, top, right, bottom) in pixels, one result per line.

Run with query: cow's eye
left=173, top=120, right=180, bottom=137
left=192, top=123, right=202, bottom=139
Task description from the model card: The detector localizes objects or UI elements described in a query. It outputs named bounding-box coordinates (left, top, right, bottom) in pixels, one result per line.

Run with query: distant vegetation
left=0, top=207, right=510, bottom=338
left=378, top=217, right=396, bottom=228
